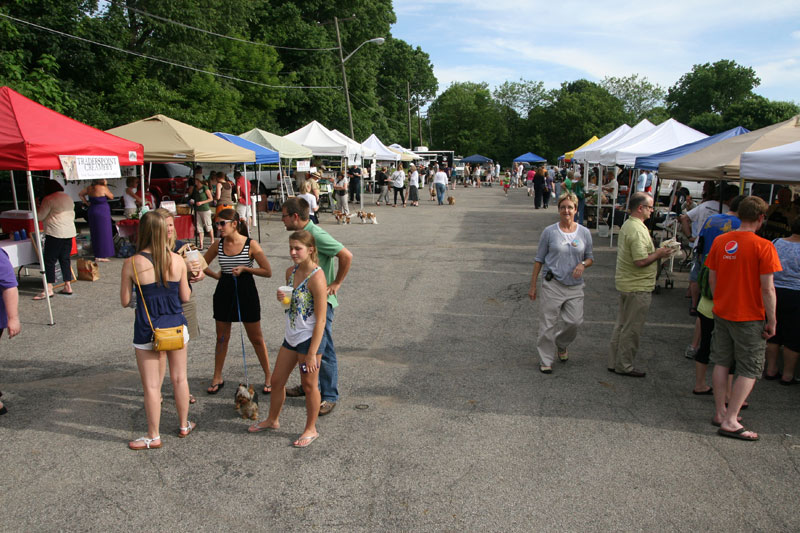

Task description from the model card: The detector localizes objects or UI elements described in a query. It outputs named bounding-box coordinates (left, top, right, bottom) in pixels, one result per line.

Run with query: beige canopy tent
left=658, top=115, right=800, bottom=182
left=239, top=128, right=312, bottom=159
left=107, top=114, right=256, bottom=163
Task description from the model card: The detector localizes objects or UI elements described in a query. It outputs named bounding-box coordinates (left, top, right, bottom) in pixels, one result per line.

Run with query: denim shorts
left=282, top=335, right=327, bottom=356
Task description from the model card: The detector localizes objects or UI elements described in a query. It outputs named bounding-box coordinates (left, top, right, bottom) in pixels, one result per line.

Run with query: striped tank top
left=217, top=237, right=253, bottom=273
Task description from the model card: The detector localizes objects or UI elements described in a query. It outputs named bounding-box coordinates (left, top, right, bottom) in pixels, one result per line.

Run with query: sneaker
left=319, top=400, right=336, bottom=416
left=285, top=384, right=305, bottom=397
left=557, top=347, right=569, bottom=362
left=684, top=345, right=698, bottom=359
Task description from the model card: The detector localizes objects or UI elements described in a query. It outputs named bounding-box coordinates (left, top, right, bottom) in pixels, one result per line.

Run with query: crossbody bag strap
left=132, top=256, right=156, bottom=336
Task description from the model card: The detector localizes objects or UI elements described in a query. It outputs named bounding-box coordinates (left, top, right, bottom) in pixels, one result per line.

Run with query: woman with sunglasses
left=528, top=192, right=594, bottom=374
left=203, top=209, right=273, bottom=395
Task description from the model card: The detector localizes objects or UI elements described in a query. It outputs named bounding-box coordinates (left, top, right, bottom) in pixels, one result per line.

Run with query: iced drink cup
left=279, top=285, right=293, bottom=309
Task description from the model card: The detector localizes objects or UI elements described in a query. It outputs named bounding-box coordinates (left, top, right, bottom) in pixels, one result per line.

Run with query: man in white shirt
left=602, top=170, right=618, bottom=204
left=390, top=165, right=406, bottom=207
left=636, top=171, right=649, bottom=192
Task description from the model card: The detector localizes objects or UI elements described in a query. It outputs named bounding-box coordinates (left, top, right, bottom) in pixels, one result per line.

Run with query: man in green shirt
left=281, top=197, right=353, bottom=416
left=608, top=192, right=674, bottom=377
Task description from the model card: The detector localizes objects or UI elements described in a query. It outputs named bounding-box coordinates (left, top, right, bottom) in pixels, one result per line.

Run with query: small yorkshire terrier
left=447, top=196, right=456, bottom=205
left=234, top=383, right=259, bottom=420
left=429, top=188, right=436, bottom=201
left=356, top=211, right=378, bottom=224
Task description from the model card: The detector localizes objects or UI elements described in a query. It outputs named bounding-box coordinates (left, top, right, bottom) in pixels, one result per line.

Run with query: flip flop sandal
left=189, top=394, right=196, bottom=404
left=58, top=289, right=74, bottom=296
left=248, top=422, right=277, bottom=433
left=129, top=436, right=161, bottom=450
left=177, top=421, right=196, bottom=438
left=33, top=293, right=53, bottom=300
left=293, top=434, right=319, bottom=448
left=263, top=385, right=272, bottom=395
left=717, top=427, right=759, bottom=441
left=206, top=381, right=224, bottom=395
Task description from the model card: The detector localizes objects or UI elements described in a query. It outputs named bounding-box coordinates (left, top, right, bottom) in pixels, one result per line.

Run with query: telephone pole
left=407, top=81, right=412, bottom=148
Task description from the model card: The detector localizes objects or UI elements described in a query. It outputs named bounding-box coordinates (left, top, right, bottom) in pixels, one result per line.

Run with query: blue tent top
left=634, top=126, right=750, bottom=171
left=461, top=154, right=492, bottom=163
left=513, top=152, right=546, bottom=163
left=213, top=132, right=280, bottom=164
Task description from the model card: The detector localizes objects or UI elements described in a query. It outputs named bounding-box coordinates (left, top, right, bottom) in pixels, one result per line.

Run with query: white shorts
left=236, top=204, right=251, bottom=220
left=133, top=327, right=190, bottom=351
left=197, top=210, right=213, bottom=232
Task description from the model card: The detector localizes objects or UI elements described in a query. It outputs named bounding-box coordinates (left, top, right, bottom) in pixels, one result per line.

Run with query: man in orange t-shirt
left=705, top=196, right=781, bottom=441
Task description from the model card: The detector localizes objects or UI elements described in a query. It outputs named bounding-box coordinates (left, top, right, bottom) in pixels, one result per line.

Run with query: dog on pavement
left=356, top=211, right=378, bottom=224
left=234, top=384, right=259, bottom=420
left=447, top=196, right=456, bottom=205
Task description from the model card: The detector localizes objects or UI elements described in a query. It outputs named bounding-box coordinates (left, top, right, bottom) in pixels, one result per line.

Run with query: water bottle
left=13, top=231, right=20, bottom=241
left=20, top=229, right=27, bottom=240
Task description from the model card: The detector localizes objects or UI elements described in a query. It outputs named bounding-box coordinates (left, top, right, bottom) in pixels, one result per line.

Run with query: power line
left=0, top=13, right=340, bottom=90
left=126, top=7, right=338, bottom=51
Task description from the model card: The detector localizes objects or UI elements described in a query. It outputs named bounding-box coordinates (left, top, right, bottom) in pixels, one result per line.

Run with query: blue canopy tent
left=634, top=126, right=750, bottom=171
left=461, top=154, right=492, bottom=163
left=214, top=132, right=280, bottom=240
left=513, top=152, right=546, bottom=163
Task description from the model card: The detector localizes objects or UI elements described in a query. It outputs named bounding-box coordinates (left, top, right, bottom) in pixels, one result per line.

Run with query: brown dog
left=234, top=383, right=259, bottom=420
left=447, top=196, right=456, bottom=205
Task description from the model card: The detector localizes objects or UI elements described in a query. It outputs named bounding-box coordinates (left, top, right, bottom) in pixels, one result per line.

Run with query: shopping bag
left=77, top=258, right=100, bottom=281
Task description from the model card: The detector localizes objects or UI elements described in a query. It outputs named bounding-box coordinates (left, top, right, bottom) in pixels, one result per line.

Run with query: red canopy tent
left=0, top=86, right=144, bottom=324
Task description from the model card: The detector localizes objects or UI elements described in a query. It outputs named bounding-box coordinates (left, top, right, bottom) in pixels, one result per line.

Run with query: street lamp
left=334, top=16, right=384, bottom=139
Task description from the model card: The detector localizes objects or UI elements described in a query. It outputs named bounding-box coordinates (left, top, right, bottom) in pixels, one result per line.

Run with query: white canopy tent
left=362, top=134, right=401, bottom=161
left=329, top=129, right=376, bottom=161
left=388, top=143, right=422, bottom=161
left=284, top=120, right=354, bottom=160
left=572, top=123, right=631, bottom=163
left=588, top=120, right=655, bottom=165
left=599, top=119, right=708, bottom=167
left=740, top=140, right=800, bottom=183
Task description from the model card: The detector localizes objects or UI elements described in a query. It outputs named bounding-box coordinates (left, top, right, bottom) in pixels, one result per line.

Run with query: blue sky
left=391, top=0, right=800, bottom=105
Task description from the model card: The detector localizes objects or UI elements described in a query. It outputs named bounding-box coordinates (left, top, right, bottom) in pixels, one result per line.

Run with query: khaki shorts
left=236, top=203, right=251, bottom=220
left=709, top=315, right=766, bottom=379
left=182, top=295, right=200, bottom=340
left=197, top=210, right=213, bottom=233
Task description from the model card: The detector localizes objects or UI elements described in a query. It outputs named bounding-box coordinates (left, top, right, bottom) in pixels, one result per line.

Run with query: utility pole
left=427, top=115, right=433, bottom=147
left=334, top=16, right=355, bottom=139
left=407, top=81, right=412, bottom=148
left=417, top=96, right=423, bottom=147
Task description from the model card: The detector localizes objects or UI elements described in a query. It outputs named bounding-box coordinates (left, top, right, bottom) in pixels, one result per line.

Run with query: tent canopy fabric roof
left=588, top=119, right=655, bottom=164
left=572, top=124, right=631, bottom=163
left=388, top=143, right=422, bottom=160
left=0, top=86, right=143, bottom=171
left=362, top=134, right=400, bottom=161
left=461, top=154, right=492, bottom=163
left=107, top=114, right=255, bottom=163
left=239, top=128, right=312, bottom=159
left=740, top=140, right=800, bottom=183
left=634, top=126, right=749, bottom=171
left=564, top=136, right=598, bottom=160
left=513, top=152, right=546, bottom=163
left=599, top=118, right=707, bottom=167
left=658, top=116, right=800, bottom=182
left=283, top=120, right=350, bottom=158
left=213, top=132, right=279, bottom=164
left=329, top=129, right=376, bottom=159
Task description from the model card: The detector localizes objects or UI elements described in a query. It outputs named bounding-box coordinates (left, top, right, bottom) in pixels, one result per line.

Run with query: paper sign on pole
left=59, top=155, right=121, bottom=181
left=296, top=160, right=310, bottom=172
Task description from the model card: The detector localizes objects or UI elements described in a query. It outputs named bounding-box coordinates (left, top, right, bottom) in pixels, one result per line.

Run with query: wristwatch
left=581, top=261, right=586, bottom=266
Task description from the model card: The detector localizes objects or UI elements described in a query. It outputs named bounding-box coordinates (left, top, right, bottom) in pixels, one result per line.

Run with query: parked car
left=148, top=162, right=192, bottom=204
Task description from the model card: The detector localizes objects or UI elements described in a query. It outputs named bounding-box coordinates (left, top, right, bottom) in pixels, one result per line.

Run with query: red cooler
left=0, top=210, right=43, bottom=234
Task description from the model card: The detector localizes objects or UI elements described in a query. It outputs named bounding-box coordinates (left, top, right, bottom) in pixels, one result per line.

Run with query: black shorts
left=767, top=287, right=800, bottom=352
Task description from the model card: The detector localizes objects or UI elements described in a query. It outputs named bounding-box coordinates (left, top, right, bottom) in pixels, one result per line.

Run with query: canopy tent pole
left=256, top=163, right=262, bottom=242
left=10, top=171, right=19, bottom=209
left=27, top=171, right=54, bottom=325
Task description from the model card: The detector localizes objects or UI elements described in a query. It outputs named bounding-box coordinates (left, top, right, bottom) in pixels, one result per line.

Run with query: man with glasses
left=608, top=192, right=675, bottom=377
left=280, top=197, right=353, bottom=416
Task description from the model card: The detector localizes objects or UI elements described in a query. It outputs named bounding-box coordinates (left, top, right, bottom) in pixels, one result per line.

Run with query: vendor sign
left=296, top=160, right=310, bottom=171
left=59, top=155, right=121, bottom=181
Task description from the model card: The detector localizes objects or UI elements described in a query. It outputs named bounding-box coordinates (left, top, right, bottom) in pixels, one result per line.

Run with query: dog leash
left=233, top=275, right=249, bottom=387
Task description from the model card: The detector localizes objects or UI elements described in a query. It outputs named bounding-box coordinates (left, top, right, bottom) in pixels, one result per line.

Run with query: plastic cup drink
left=278, top=285, right=293, bottom=309
left=185, top=249, right=200, bottom=263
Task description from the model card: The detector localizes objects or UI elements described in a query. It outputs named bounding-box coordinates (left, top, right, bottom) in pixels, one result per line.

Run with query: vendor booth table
left=117, top=215, right=195, bottom=242
left=0, top=239, right=37, bottom=268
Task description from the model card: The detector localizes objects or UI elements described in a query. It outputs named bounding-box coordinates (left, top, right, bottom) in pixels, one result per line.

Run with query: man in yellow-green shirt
left=608, top=192, right=675, bottom=377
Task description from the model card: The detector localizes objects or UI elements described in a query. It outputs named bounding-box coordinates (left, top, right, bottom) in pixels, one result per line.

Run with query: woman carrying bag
left=120, top=211, right=194, bottom=450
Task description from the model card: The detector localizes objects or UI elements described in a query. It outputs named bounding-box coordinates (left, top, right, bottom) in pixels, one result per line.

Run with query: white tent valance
left=573, top=123, right=631, bottom=163
left=362, top=134, right=400, bottom=161
left=599, top=119, right=708, bottom=167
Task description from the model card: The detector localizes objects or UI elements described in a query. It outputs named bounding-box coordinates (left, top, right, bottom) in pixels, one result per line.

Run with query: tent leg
left=11, top=171, right=19, bottom=210
left=27, top=171, right=54, bottom=326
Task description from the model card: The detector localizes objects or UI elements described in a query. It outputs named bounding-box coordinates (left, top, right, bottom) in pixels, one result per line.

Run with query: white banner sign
left=296, top=160, right=310, bottom=171
left=59, top=155, right=121, bottom=181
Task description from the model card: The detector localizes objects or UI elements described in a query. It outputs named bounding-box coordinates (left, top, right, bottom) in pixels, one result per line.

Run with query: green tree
left=492, top=79, right=546, bottom=118
left=428, top=82, right=506, bottom=158
left=722, top=96, right=799, bottom=132
left=666, top=60, right=760, bottom=123
left=601, top=74, right=665, bottom=122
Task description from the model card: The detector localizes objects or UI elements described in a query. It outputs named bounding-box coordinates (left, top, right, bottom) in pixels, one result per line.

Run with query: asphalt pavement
left=1, top=185, right=798, bottom=532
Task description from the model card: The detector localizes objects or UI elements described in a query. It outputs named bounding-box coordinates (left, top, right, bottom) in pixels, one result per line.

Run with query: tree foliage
left=492, top=79, right=545, bottom=118
left=601, top=74, right=665, bottom=122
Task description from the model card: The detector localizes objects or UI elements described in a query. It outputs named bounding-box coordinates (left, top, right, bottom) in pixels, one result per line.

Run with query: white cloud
left=792, top=30, right=800, bottom=40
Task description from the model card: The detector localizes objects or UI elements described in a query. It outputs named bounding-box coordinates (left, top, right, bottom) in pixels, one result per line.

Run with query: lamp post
left=334, top=17, right=384, bottom=140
